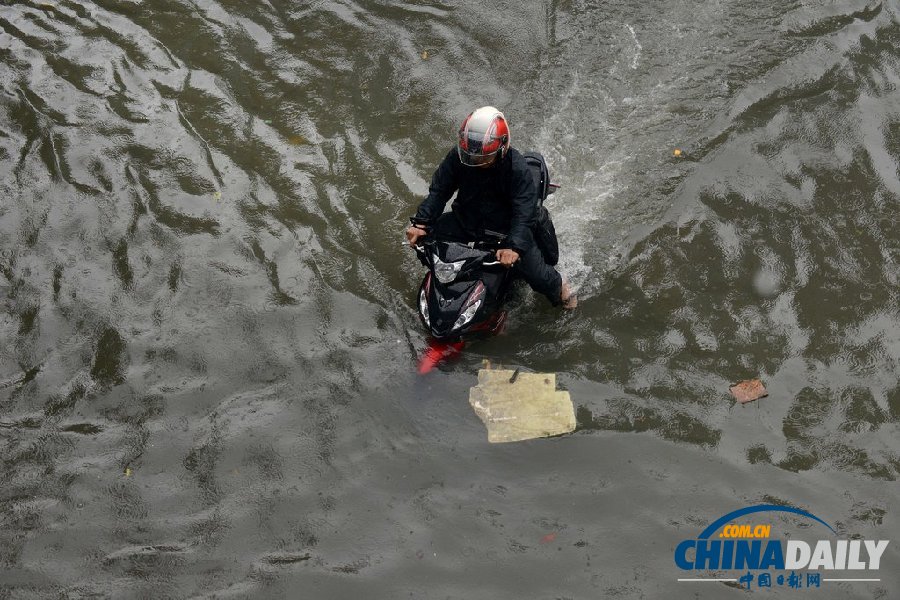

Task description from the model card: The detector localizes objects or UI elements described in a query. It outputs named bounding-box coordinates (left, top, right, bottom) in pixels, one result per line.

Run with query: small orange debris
left=540, top=532, right=557, bottom=544
left=730, top=379, right=768, bottom=404
left=673, top=148, right=683, bottom=157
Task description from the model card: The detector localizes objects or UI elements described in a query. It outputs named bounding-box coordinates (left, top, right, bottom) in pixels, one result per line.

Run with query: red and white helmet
left=457, top=106, right=510, bottom=167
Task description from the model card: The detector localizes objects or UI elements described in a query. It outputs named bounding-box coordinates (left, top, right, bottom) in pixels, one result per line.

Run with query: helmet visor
left=457, top=128, right=503, bottom=167
left=457, top=145, right=500, bottom=166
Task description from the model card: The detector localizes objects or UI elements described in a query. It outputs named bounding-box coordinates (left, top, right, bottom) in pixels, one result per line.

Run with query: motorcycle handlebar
left=405, top=242, right=506, bottom=265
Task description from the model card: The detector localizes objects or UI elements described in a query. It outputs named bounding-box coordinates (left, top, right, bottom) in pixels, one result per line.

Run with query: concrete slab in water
left=469, top=369, right=576, bottom=443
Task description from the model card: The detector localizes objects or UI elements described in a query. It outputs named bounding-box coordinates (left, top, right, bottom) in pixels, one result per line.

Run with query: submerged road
left=1, top=0, right=898, bottom=597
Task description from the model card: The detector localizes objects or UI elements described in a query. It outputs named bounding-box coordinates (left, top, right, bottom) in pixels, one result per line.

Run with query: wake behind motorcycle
left=409, top=151, right=559, bottom=374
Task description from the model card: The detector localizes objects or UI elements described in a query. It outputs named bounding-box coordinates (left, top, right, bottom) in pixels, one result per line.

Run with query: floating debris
left=730, top=379, right=768, bottom=404
left=103, top=544, right=186, bottom=564
left=673, top=148, right=683, bottom=157
left=469, top=369, right=575, bottom=443
left=421, top=50, right=429, bottom=60
left=63, top=422, right=104, bottom=435
left=263, top=552, right=311, bottom=565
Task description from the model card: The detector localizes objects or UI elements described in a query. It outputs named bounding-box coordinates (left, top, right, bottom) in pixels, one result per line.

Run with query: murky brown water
left=1, top=0, right=898, bottom=597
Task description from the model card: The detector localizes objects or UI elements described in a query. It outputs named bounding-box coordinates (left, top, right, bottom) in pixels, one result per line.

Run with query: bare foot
left=560, top=279, right=577, bottom=310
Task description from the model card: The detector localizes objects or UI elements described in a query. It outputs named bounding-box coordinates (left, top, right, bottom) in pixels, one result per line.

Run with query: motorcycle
left=411, top=231, right=513, bottom=373
left=409, top=151, right=559, bottom=374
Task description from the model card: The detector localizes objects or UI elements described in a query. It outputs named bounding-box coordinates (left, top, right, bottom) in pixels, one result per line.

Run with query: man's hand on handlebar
left=496, top=248, right=520, bottom=267
left=406, top=224, right=427, bottom=247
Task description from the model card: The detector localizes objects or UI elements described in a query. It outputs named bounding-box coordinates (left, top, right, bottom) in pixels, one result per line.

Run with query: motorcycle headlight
left=419, top=288, right=430, bottom=327
left=433, top=255, right=466, bottom=284
left=453, top=299, right=481, bottom=331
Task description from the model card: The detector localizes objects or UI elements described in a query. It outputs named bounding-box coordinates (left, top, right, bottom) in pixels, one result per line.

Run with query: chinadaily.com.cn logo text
left=674, top=504, right=889, bottom=590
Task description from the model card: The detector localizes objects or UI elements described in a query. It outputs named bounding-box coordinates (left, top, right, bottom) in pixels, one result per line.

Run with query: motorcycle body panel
left=417, top=241, right=512, bottom=340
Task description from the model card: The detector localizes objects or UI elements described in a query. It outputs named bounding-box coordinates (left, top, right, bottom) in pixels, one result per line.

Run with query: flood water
left=1, top=0, right=899, bottom=598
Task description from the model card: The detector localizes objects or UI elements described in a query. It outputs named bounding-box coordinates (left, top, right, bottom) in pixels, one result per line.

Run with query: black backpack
left=523, top=151, right=559, bottom=266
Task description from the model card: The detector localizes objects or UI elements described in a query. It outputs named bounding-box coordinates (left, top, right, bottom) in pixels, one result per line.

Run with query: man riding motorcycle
left=406, top=106, right=576, bottom=309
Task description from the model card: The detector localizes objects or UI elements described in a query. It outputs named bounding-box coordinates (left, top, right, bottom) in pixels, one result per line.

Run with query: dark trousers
left=432, top=212, right=563, bottom=306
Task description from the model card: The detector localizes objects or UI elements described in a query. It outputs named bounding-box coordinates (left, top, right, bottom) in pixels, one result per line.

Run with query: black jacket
left=414, top=147, right=537, bottom=254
